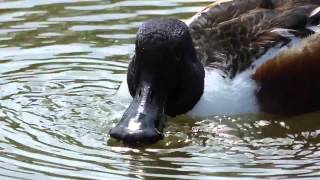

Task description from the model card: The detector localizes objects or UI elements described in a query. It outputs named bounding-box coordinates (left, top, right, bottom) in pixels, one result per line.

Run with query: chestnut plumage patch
left=253, top=33, right=320, bottom=115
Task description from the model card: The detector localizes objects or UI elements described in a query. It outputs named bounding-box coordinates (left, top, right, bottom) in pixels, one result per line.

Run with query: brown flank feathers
left=253, top=33, right=320, bottom=115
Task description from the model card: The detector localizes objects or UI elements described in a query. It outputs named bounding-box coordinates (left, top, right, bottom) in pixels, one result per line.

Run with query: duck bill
left=110, top=78, right=166, bottom=145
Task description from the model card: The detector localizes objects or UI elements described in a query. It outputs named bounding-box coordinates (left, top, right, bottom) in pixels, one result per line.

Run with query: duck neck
left=165, top=37, right=205, bottom=116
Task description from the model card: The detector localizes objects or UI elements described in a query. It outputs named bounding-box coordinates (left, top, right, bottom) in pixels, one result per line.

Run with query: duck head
left=110, top=19, right=205, bottom=145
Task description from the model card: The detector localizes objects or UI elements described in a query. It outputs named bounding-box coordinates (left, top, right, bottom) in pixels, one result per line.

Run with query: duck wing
left=187, top=0, right=274, bottom=27
left=189, top=0, right=320, bottom=78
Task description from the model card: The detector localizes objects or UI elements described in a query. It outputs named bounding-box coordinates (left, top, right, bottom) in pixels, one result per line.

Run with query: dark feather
left=189, top=0, right=320, bottom=78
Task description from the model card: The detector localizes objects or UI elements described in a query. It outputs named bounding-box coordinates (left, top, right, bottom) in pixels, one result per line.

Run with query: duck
left=110, top=0, right=320, bottom=145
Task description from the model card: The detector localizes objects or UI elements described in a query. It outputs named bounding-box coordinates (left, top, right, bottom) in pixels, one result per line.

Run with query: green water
left=1, top=0, right=320, bottom=179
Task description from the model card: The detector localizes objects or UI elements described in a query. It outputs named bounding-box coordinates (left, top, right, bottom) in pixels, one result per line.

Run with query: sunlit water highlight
left=1, top=0, right=320, bottom=179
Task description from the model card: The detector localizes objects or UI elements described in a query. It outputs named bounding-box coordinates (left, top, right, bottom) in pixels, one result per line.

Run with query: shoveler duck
left=110, top=0, right=320, bottom=145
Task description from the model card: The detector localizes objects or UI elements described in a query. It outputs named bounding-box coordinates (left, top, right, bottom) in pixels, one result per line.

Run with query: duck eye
left=173, top=46, right=182, bottom=62
left=175, top=54, right=182, bottom=62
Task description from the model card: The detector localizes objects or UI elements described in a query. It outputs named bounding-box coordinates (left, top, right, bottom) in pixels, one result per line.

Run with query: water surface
left=1, top=0, right=320, bottom=179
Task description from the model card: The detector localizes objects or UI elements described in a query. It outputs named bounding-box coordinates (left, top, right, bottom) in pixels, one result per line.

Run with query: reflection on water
left=1, top=0, right=320, bottom=179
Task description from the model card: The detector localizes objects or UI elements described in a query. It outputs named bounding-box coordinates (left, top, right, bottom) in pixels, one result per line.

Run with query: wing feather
left=189, top=0, right=320, bottom=78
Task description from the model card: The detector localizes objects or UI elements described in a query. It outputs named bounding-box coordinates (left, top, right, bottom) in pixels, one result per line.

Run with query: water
left=1, top=0, right=320, bottom=179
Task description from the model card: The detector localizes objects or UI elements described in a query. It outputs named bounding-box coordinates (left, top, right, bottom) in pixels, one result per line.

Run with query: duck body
left=188, top=0, right=320, bottom=116
left=110, top=0, right=320, bottom=145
